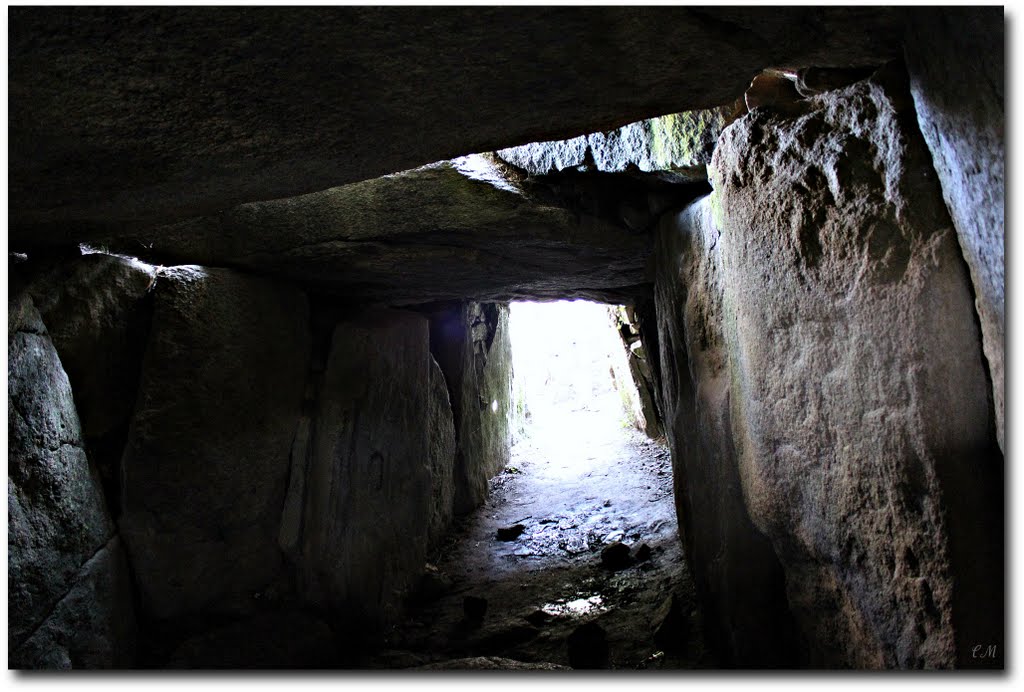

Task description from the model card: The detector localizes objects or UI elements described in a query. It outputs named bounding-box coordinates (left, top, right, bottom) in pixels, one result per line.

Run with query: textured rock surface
left=97, top=156, right=654, bottom=305
left=654, top=201, right=798, bottom=667
left=15, top=253, right=157, bottom=439
left=904, top=7, right=1005, bottom=452
left=496, top=105, right=739, bottom=182
left=427, top=357, right=458, bottom=553
left=298, top=310, right=434, bottom=629
left=11, top=538, right=137, bottom=669
left=8, top=294, right=134, bottom=667
left=610, top=306, right=662, bottom=438
left=15, top=253, right=158, bottom=518
left=165, top=610, right=339, bottom=668
left=8, top=6, right=903, bottom=243
left=653, top=65, right=1000, bottom=667
left=429, top=303, right=514, bottom=514
left=119, top=267, right=310, bottom=620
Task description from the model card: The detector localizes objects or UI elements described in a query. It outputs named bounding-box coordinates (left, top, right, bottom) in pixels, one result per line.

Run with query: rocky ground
left=361, top=398, right=715, bottom=670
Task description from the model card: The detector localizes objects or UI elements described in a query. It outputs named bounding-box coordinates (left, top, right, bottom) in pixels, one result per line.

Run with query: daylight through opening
left=509, top=300, right=650, bottom=456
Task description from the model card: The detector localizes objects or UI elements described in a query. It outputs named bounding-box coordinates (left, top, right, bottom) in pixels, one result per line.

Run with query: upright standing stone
left=429, top=302, right=513, bottom=514
left=904, top=7, right=1005, bottom=452
left=119, top=267, right=310, bottom=620
left=298, top=309, right=434, bottom=629
left=709, top=65, right=999, bottom=667
left=8, top=293, right=135, bottom=668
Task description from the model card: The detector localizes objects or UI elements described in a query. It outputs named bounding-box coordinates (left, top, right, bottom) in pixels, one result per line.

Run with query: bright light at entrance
left=509, top=300, right=644, bottom=441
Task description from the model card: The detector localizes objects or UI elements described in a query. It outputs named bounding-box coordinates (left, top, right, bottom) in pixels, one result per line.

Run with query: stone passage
left=364, top=301, right=709, bottom=668
left=7, top=6, right=1003, bottom=671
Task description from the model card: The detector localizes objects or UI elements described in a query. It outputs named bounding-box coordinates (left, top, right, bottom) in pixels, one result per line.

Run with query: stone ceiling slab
left=8, top=6, right=904, bottom=245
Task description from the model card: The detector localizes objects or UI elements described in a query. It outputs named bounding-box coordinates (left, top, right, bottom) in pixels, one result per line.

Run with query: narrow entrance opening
left=381, top=299, right=710, bottom=669
left=509, top=299, right=648, bottom=453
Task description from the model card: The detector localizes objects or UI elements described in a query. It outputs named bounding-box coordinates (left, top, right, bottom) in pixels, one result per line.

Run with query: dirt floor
left=363, top=399, right=715, bottom=670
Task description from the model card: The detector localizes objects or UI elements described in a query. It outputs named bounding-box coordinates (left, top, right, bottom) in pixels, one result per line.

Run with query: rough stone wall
left=427, top=356, right=458, bottom=553
left=609, top=305, right=662, bottom=439
left=429, top=302, right=514, bottom=514
left=903, top=7, right=1005, bottom=452
left=8, top=292, right=136, bottom=668
left=653, top=66, right=1001, bottom=668
left=15, top=254, right=157, bottom=440
left=8, top=253, right=486, bottom=663
left=653, top=202, right=798, bottom=667
left=119, top=267, right=311, bottom=621
left=296, top=310, right=437, bottom=629
left=14, top=253, right=157, bottom=518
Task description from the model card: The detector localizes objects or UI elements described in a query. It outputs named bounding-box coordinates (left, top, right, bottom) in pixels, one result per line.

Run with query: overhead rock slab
left=8, top=6, right=903, bottom=243
left=118, top=267, right=310, bottom=621
left=8, top=293, right=134, bottom=668
left=496, top=104, right=740, bottom=182
left=903, top=7, right=1005, bottom=452
left=681, top=64, right=1000, bottom=667
left=101, top=156, right=654, bottom=305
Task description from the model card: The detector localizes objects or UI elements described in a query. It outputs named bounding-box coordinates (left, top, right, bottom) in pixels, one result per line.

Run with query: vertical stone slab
left=298, top=309, right=433, bottom=629
left=8, top=293, right=134, bottom=668
left=903, top=7, right=1005, bottom=453
left=427, top=356, right=457, bottom=553
left=708, top=66, right=1000, bottom=667
left=428, top=302, right=513, bottom=515
left=119, top=267, right=310, bottom=620
left=16, top=252, right=158, bottom=519
left=654, top=201, right=798, bottom=667
left=17, top=253, right=157, bottom=439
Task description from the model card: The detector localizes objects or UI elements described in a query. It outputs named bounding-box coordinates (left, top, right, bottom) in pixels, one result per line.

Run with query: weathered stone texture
left=497, top=105, right=739, bottom=182
left=16, top=253, right=157, bottom=439
left=8, top=6, right=902, bottom=242
left=427, top=357, right=458, bottom=553
left=654, top=66, right=1001, bottom=667
left=11, top=538, right=137, bottom=669
left=14, top=253, right=158, bottom=520
left=654, top=201, right=798, bottom=667
left=297, top=310, right=435, bottom=628
left=429, top=303, right=514, bottom=514
left=119, top=267, right=310, bottom=620
left=416, top=656, right=571, bottom=670
left=98, top=156, right=654, bottom=305
left=904, top=7, right=1004, bottom=452
left=8, top=294, right=134, bottom=668
left=610, top=305, right=662, bottom=438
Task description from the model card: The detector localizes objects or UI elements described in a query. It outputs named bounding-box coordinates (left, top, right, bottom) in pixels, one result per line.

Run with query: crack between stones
left=12, top=533, right=118, bottom=652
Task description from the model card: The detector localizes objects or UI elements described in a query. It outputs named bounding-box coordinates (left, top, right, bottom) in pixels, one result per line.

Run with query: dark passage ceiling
left=8, top=6, right=905, bottom=247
